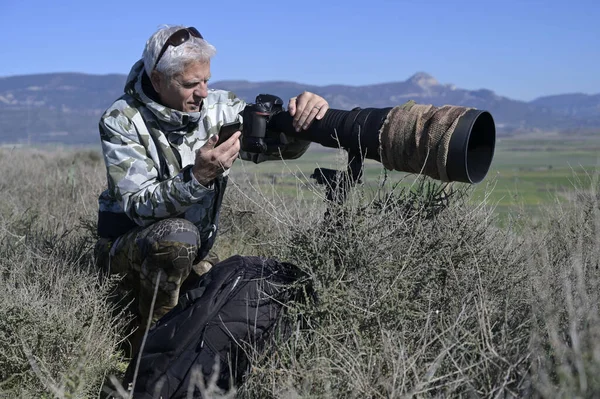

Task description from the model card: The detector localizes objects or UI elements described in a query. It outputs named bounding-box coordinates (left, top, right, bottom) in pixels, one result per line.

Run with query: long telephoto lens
left=269, top=102, right=495, bottom=184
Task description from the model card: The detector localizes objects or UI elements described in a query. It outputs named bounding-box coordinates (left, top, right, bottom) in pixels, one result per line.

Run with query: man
left=94, top=25, right=329, bottom=352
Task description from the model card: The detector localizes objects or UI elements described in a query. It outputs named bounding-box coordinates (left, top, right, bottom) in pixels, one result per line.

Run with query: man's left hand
left=288, top=92, right=329, bottom=132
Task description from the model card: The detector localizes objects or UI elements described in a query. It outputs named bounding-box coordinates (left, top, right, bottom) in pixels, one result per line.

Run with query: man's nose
left=194, top=83, right=208, bottom=98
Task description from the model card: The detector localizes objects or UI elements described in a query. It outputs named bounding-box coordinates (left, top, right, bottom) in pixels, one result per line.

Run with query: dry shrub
left=222, top=170, right=533, bottom=398
left=0, top=227, right=126, bottom=398
left=1, top=147, right=599, bottom=398
left=0, top=147, right=125, bottom=398
left=527, top=173, right=600, bottom=397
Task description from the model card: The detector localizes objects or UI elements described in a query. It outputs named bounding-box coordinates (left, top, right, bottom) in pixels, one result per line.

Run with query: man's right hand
left=192, top=131, right=241, bottom=186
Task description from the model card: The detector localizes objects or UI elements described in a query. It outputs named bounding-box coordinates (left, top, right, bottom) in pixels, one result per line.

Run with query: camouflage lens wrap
left=379, top=100, right=471, bottom=182
left=107, top=218, right=201, bottom=325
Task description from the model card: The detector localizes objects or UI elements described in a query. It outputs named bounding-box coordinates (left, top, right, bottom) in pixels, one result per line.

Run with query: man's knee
left=140, top=218, right=201, bottom=269
left=145, top=218, right=200, bottom=247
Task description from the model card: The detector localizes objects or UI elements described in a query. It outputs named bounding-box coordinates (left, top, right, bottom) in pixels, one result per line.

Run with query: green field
left=472, top=134, right=600, bottom=216
left=229, top=133, right=600, bottom=218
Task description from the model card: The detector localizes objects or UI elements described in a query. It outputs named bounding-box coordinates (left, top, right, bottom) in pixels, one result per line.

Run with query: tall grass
left=527, top=173, right=600, bottom=397
left=0, top=146, right=599, bottom=398
left=0, top=147, right=126, bottom=398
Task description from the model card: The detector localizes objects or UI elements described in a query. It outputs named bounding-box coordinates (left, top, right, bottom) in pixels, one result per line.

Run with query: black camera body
left=241, top=94, right=286, bottom=154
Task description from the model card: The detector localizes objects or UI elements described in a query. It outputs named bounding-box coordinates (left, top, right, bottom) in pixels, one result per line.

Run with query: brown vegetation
left=0, top=147, right=599, bottom=398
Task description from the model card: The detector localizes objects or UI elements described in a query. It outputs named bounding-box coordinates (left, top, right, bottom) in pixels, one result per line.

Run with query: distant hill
left=0, top=71, right=598, bottom=145
left=530, top=93, right=600, bottom=119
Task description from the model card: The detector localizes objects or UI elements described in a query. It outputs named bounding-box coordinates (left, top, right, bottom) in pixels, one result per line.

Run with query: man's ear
left=150, top=70, right=162, bottom=93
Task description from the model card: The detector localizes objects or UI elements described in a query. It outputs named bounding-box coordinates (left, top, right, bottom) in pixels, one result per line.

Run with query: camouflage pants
left=95, top=218, right=216, bottom=337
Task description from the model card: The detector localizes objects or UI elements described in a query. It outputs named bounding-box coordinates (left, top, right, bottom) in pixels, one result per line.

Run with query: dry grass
left=0, top=146, right=599, bottom=398
left=0, top=147, right=125, bottom=398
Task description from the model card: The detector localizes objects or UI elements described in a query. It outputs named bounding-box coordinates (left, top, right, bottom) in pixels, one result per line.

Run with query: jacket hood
left=123, top=59, right=203, bottom=130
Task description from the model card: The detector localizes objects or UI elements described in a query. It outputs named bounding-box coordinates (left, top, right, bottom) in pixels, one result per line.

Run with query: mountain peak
left=407, top=72, right=439, bottom=88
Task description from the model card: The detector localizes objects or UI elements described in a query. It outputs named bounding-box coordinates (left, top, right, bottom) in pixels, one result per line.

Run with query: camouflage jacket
left=97, top=59, right=310, bottom=247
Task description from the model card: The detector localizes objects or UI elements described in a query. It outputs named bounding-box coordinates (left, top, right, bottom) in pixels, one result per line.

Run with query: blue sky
left=1, top=0, right=598, bottom=101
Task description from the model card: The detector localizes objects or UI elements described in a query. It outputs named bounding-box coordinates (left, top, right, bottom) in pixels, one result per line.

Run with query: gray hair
left=142, top=25, right=216, bottom=77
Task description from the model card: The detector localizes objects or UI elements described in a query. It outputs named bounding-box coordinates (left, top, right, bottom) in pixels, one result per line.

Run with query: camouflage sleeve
left=99, top=110, right=215, bottom=226
left=230, top=94, right=311, bottom=164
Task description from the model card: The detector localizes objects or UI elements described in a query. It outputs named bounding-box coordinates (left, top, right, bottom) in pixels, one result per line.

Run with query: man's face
left=151, top=61, right=211, bottom=113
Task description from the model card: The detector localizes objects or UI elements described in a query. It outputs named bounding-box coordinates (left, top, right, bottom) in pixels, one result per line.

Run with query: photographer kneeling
left=94, top=25, right=329, bottom=355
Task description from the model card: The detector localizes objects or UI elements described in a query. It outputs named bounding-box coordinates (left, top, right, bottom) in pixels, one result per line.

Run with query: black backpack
left=120, top=255, right=310, bottom=398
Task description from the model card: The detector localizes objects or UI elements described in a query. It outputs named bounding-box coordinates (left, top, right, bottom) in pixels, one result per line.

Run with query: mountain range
left=0, top=71, right=598, bottom=145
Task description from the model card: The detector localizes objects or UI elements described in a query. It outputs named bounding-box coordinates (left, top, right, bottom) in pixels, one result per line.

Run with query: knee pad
left=140, top=218, right=201, bottom=268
